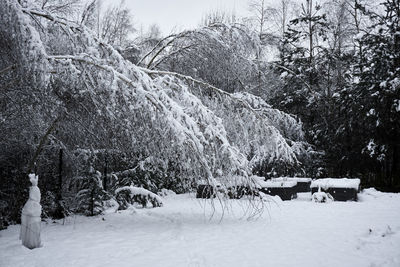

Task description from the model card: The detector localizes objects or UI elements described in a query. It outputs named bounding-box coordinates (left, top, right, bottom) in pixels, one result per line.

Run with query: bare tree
left=201, top=9, right=237, bottom=26
left=80, top=0, right=99, bottom=30
left=247, top=0, right=294, bottom=96
left=100, top=0, right=135, bottom=48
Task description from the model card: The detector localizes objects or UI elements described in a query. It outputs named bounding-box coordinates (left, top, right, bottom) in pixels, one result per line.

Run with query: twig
left=0, top=65, right=15, bottom=75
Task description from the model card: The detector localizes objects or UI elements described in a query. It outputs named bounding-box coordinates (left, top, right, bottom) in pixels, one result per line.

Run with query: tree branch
left=21, top=8, right=83, bottom=32
left=139, top=68, right=276, bottom=120
left=136, top=34, right=176, bottom=66
left=27, top=113, right=65, bottom=173
left=269, top=62, right=320, bottom=96
left=0, top=65, right=15, bottom=75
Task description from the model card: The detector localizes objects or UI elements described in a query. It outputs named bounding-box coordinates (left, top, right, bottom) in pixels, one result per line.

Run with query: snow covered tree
left=137, top=23, right=257, bottom=94
left=274, top=0, right=329, bottom=102
left=71, top=150, right=108, bottom=216
left=1, top=0, right=242, bottom=193
left=338, top=0, right=400, bottom=188
left=75, top=168, right=105, bottom=216
left=147, top=75, right=311, bottom=178
left=0, top=0, right=314, bottom=223
left=269, top=1, right=330, bottom=175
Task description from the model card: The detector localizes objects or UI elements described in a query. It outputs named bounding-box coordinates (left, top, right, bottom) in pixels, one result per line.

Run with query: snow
left=20, top=174, right=42, bottom=249
left=311, top=178, right=361, bottom=190
left=272, top=177, right=312, bottom=183
left=1, top=190, right=400, bottom=267
left=250, top=175, right=269, bottom=188
left=395, top=99, right=400, bottom=112
left=158, top=189, right=177, bottom=197
left=367, top=109, right=376, bottom=116
left=115, top=186, right=163, bottom=205
left=263, top=180, right=297, bottom=188
left=22, top=174, right=41, bottom=216
left=312, top=191, right=334, bottom=203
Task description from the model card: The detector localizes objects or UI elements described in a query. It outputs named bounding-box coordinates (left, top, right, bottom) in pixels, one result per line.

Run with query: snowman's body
left=20, top=174, right=42, bottom=249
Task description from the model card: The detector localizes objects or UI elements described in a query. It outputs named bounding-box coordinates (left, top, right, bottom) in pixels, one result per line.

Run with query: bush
left=115, top=186, right=163, bottom=209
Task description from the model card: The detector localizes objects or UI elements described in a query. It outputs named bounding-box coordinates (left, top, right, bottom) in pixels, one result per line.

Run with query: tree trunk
left=307, top=0, right=314, bottom=87
left=90, top=184, right=95, bottom=216
left=103, top=152, right=108, bottom=192
left=53, top=148, right=65, bottom=219
left=391, top=143, right=400, bottom=190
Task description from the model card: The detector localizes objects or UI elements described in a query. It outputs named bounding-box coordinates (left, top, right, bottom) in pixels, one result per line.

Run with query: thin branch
left=269, top=62, right=319, bottom=96
left=150, top=44, right=196, bottom=70
left=49, top=54, right=162, bottom=110
left=27, top=113, right=65, bottom=173
left=136, top=34, right=176, bottom=66
left=146, top=35, right=183, bottom=69
left=22, top=8, right=82, bottom=31
left=0, top=65, right=15, bottom=75
left=140, top=68, right=264, bottom=113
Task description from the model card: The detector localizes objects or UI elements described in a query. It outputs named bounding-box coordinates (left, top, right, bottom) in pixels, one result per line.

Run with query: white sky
left=103, top=0, right=251, bottom=34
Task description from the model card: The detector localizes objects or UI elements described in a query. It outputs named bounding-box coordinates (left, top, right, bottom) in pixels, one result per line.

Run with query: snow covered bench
left=260, top=180, right=298, bottom=200
left=271, top=177, right=312, bottom=192
left=310, top=178, right=360, bottom=201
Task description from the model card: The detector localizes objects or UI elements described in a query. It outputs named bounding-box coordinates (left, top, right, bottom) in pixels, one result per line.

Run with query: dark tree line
left=271, top=0, right=400, bottom=191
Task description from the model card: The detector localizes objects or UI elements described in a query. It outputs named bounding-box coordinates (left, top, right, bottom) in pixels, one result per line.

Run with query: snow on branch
left=151, top=73, right=307, bottom=173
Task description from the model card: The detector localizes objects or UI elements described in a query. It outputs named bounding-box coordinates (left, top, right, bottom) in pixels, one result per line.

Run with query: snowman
left=20, top=173, right=42, bottom=249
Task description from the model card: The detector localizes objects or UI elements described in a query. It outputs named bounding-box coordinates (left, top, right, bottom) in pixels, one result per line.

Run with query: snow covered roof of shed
left=310, top=178, right=360, bottom=190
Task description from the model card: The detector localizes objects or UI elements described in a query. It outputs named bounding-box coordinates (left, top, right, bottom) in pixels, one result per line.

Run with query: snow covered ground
left=1, top=189, right=400, bottom=267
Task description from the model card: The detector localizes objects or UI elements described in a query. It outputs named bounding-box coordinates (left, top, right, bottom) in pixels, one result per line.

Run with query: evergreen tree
left=273, top=0, right=329, bottom=120
left=75, top=167, right=106, bottom=216
left=341, top=0, right=400, bottom=188
left=271, top=0, right=331, bottom=176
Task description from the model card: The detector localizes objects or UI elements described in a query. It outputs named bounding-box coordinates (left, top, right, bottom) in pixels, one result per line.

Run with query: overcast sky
left=103, top=0, right=251, bottom=34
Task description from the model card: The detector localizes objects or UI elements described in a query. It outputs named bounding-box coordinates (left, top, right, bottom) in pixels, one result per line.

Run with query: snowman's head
left=29, top=173, right=39, bottom=186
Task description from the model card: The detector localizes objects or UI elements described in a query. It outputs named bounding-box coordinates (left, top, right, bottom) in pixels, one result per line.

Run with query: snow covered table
left=271, top=177, right=312, bottom=192
left=310, top=178, right=361, bottom=201
left=260, top=180, right=298, bottom=200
